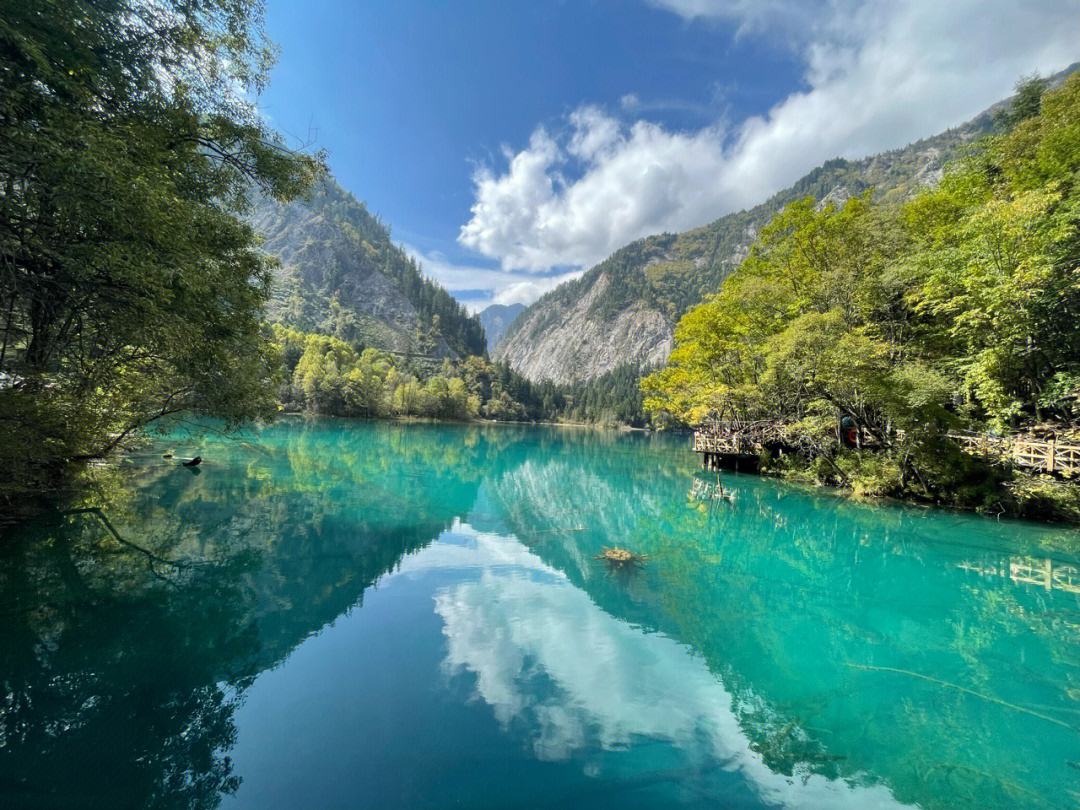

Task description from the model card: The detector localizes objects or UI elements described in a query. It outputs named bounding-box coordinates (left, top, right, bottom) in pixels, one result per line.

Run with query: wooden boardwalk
left=691, top=422, right=778, bottom=471
left=948, top=432, right=1080, bottom=477
left=692, top=425, right=1080, bottom=477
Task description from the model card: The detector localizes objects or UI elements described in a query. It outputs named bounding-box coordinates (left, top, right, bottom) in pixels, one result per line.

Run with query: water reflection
left=480, top=446, right=1080, bottom=809
left=430, top=523, right=911, bottom=808
left=0, top=510, right=259, bottom=809
left=0, top=420, right=498, bottom=808
left=957, top=555, right=1080, bottom=594
left=0, top=419, right=1077, bottom=809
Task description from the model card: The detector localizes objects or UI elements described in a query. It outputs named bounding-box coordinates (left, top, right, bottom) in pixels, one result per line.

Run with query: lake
left=1, top=418, right=1078, bottom=809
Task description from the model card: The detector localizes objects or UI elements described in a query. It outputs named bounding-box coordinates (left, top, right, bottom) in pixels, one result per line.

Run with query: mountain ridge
left=494, top=68, right=1075, bottom=384
left=251, top=179, right=486, bottom=360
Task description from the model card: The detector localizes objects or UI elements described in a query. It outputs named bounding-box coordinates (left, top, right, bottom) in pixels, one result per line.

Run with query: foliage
left=272, top=326, right=654, bottom=427
left=644, top=73, right=1080, bottom=515
left=1005, top=474, right=1080, bottom=522
left=550, top=363, right=651, bottom=426
left=476, top=362, right=652, bottom=426
left=997, top=74, right=1050, bottom=129
left=0, top=0, right=324, bottom=507
left=500, top=72, right=1011, bottom=354
left=274, top=326, right=505, bottom=421
left=905, top=74, right=1080, bottom=429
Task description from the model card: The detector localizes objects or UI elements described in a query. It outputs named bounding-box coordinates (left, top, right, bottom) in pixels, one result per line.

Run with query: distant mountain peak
left=477, top=303, right=526, bottom=352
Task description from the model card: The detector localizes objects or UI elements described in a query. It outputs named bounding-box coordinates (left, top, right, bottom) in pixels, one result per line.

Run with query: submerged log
left=595, top=546, right=647, bottom=568
left=182, top=456, right=202, bottom=467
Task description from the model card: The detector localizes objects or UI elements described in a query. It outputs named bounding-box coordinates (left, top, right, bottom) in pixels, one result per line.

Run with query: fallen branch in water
left=844, top=662, right=1078, bottom=732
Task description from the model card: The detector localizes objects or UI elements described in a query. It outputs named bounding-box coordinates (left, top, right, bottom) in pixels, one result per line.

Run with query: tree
left=0, top=0, right=325, bottom=505
left=906, top=72, right=1080, bottom=429
left=998, top=74, right=1049, bottom=129
left=643, top=71, right=1080, bottom=512
left=344, top=349, right=394, bottom=417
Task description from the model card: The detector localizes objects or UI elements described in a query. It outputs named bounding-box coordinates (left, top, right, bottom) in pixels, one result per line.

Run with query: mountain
left=251, top=178, right=486, bottom=359
left=494, top=72, right=1071, bottom=384
left=477, top=303, right=526, bottom=352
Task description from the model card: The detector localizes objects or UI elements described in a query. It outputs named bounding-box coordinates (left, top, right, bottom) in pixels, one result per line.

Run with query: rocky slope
left=494, top=76, right=1066, bottom=384
left=477, top=303, right=525, bottom=352
left=252, top=179, right=485, bottom=358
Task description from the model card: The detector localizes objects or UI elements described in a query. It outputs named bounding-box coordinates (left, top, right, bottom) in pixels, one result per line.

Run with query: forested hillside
left=271, top=323, right=653, bottom=427
left=644, top=74, right=1080, bottom=519
left=252, top=179, right=486, bottom=359
left=497, top=66, right=1077, bottom=384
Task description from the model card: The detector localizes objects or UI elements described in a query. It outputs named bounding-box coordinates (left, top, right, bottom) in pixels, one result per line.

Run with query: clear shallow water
left=1, top=419, right=1078, bottom=809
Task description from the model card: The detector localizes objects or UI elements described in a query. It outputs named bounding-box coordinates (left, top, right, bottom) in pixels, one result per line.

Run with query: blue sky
left=260, top=1, right=1080, bottom=310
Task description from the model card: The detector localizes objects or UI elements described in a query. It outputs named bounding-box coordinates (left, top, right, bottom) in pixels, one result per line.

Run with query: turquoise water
left=1, top=419, right=1078, bottom=809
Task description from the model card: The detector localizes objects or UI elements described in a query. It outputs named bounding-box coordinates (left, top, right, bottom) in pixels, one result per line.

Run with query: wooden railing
left=692, top=431, right=751, bottom=455
left=692, top=420, right=788, bottom=456
left=948, top=432, right=1080, bottom=477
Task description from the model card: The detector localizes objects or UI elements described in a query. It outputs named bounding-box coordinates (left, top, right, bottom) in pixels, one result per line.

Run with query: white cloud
left=459, top=115, right=732, bottom=272
left=459, top=0, right=1080, bottom=274
left=648, top=0, right=831, bottom=45
left=403, top=243, right=582, bottom=309
left=567, top=105, right=621, bottom=161
left=491, top=273, right=583, bottom=307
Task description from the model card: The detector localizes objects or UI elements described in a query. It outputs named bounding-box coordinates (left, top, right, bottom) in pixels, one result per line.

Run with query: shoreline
left=278, top=409, right=657, bottom=432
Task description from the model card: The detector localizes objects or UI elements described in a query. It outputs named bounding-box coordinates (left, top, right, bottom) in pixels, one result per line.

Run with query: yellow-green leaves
left=646, top=71, right=1080, bottom=441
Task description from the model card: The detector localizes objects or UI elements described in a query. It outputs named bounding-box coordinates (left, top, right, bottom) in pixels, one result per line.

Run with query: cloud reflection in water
left=406, top=521, right=914, bottom=809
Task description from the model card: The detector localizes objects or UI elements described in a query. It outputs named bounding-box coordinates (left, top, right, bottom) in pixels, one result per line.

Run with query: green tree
left=0, top=0, right=324, bottom=506
left=292, top=335, right=357, bottom=414
left=643, top=71, right=1080, bottom=512
left=906, top=73, right=1080, bottom=428
left=998, top=74, right=1049, bottom=129
left=344, top=349, right=395, bottom=417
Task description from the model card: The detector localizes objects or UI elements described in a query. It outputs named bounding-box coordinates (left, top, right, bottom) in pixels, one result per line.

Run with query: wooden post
left=1048, top=437, right=1056, bottom=473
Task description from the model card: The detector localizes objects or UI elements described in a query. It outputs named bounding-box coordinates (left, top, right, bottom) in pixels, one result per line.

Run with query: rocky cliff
left=493, top=84, right=1034, bottom=383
